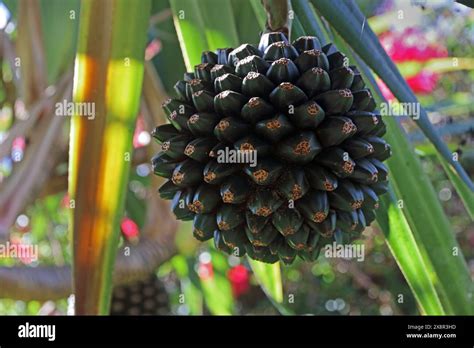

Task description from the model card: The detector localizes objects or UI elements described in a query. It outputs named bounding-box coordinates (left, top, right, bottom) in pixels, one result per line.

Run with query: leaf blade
left=310, top=0, right=474, bottom=193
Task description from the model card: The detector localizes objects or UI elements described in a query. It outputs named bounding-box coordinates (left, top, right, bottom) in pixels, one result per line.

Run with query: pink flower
left=132, top=116, right=147, bottom=149
left=379, top=28, right=447, bottom=63
left=405, top=70, right=439, bottom=94
left=120, top=217, right=140, bottom=242
left=378, top=27, right=447, bottom=96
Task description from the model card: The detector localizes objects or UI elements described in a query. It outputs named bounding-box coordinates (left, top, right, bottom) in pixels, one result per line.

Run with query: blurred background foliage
left=0, top=0, right=473, bottom=315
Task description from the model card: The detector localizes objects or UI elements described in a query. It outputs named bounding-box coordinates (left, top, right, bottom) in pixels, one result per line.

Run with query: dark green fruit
left=263, top=41, right=299, bottom=61
left=190, top=184, right=220, bottom=214
left=328, top=180, right=364, bottom=212
left=293, top=36, right=321, bottom=53
left=269, top=82, right=308, bottom=110
left=294, top=49, right=329, bottom=73
left=234, top=134, right=271, bottom=157
left=297, top=190, right=329, bottom=223
left=193, top=213, right=218, bottom=241
left=214, top=73, right=242, bottom=93
left=305, top=163, right=339, bottom=191
left=247, top=189, right=284, bottom=217
left=315, top=147, right=356, bottom=178
left=290, top=100, right=325, bottom=129
left=152, top=124, right=180, bottom=143
left=350, top=158, right=379, bottom=184
left=275, top=131, right=322, bottom=164
left=171, top=189, right=195, bottom=221
left=171, top=159, right=204, bottom=188
left=246, top=224, right=279, bottom=247
left=287, top=224, right=310, bottom=250
left=220, top=176, right=249, bottom=204
left=240, top=97, right=275, bottom=123
left=255, top=113, right=294, bottom=142
left=244, top=158, right=283, bottom=185
left=242, top=72, right=275, bottom=98
left=266, top=58, right=300, bottom=84
left=184, top=137, right=216, bottom=162
left=152, top=153, right=178, bottom=178
left=111, top=275, right=169, bottom=316
left=152, top=33, right=391, bottom=264
left=314, top=89, right=353, bottom=114
left=346, top=111, right=379, bottom=135
left=272, top=207, right=304, bottom=236
left=214, top=90, right=248, bottom=116
left=329, top=66, right=354, bottom=90
left=216, top=204, right=244, bottom=231
left=214, top=117, right=250, bottom=142
left=315, top=116, right=357, bottom=147
left=245, top=210, right=270, bottom=234
left=235, top=55, right=269, bottom=77
left=187, top=112, right=222, bottom=136
left=296, top=67, right=330, bottom=98
left=158, top=180, right=180, bottom=200
left=277, top=168, right=310, bottom=201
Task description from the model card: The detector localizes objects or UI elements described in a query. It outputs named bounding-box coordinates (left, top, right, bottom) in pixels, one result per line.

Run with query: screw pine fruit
left=152, top=32, right=391, bottom=264
left=111, top=275, right=169, bottom=315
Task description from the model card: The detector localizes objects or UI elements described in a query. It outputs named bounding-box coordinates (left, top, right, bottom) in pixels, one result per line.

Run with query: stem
left=261, top=0, right=289, bottom=36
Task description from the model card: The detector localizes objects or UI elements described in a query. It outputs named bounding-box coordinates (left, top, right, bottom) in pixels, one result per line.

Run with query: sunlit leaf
left=70, top=0, right=150, bottom=314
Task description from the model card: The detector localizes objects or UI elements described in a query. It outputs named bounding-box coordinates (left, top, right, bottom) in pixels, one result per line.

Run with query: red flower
left=227, top=265, right=250, bottom=298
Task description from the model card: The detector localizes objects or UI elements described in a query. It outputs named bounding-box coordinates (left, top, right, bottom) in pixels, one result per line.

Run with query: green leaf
left=438, top=155, right=474, bottom=220
left=169, top=0, right=240, bottom=70
left=248, top=259, right=286, bottom=309
left=376, top=194, right=445, bottom=315
left=355, top=53, right=473, bottom=315
left=169, top=0, right=208, bottom=70
left=151, top=0, right=187, bottom=92
left=292, top=0, right=328, bottom=44
left=231, top=0, right=262, bottom=42
left=70, top=0, right=151, bottom=314
left=291, top=15, right=305, bottom=38
left=310, top=0, right=474, bottom=193
left=171, top=256, right=203, bottom=315
left=249, top=0, right=267, bottom=30
left=198, top=0, right=239, bottom=49
left=199, top=250, right=234, bottom=315
left=39, top=0, right=80, bottom=83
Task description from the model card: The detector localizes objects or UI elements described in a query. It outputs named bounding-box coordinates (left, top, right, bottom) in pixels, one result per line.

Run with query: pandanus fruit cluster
left=152, top=32, right=391, bottom=264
